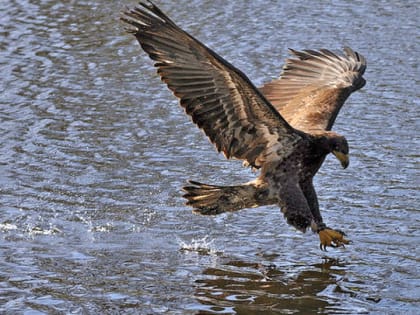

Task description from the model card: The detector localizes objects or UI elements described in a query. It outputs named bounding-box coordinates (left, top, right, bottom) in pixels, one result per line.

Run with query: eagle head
left=315, top=131, right=349, bottom=169
left=329, top=134, right=349, bottom=169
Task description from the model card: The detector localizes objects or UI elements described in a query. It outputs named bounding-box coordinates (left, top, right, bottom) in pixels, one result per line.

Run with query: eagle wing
left=120, top=2, right=304, bottom=169
left=259, top=48, right=366, bottom=132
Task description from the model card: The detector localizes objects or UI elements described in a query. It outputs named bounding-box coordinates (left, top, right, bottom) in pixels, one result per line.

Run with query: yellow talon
left=319, top=228, right=350, bottom=251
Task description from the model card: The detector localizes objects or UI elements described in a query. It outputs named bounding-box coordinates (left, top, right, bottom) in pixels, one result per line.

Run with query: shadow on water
left=191, top=257, right=358, bottom=314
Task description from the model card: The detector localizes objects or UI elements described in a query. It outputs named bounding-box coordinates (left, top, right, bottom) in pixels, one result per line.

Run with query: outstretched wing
left=260, top=48, right=366, bottom=132
left=121, top=1, right=303, bottom=168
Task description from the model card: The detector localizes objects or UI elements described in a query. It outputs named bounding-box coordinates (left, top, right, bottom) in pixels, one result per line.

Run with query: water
left=0, top=0, right=418, bottom=313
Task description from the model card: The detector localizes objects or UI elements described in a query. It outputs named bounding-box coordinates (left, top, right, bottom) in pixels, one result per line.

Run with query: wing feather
left=260, top=48, right=366, bottom=131
left=121, top=1, right=302, bottom=168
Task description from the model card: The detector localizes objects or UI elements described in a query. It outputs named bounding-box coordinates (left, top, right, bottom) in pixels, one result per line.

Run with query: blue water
left=0, top=0, right=418, bottom=313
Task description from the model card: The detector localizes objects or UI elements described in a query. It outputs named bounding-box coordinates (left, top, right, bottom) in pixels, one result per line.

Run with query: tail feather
left=182, top=180, right=275, bottom=215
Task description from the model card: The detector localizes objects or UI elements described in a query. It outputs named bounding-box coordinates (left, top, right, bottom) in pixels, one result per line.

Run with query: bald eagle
left=121, top=1, right=366, bottom=250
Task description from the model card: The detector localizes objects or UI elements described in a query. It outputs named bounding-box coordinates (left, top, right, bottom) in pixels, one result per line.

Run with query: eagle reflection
left=193, top=258, right=347, bottom=314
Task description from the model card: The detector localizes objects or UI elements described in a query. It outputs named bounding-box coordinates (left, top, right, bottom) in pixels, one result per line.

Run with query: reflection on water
left=190, top=255, right=384, bottom=314
left=0, top=0, right=419, bottom=314
left=194, top=259, right=342, bottom=314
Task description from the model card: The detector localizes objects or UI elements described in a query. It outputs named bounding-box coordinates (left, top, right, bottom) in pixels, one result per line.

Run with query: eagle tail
left=182, top=180, right=274, bottom=215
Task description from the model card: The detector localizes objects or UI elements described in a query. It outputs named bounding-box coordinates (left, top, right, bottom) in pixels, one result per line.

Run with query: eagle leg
left=318, top=227, right=350, bottom=251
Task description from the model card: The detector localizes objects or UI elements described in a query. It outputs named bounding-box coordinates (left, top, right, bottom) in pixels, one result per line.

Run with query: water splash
left=178, top=236, right=222, bottom=256
left=26, top=224, right=62, bottom=236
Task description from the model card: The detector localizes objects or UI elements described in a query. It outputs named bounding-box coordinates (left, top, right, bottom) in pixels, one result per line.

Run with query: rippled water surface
left=1, top=0, right=419, bottom=314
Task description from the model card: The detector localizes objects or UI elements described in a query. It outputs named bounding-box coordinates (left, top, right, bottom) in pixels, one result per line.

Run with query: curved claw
left=319, top=228, right=350, bottom=251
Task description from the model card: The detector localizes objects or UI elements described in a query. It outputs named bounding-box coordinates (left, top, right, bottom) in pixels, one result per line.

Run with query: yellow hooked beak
left=332, top=151, right=349, bottom=169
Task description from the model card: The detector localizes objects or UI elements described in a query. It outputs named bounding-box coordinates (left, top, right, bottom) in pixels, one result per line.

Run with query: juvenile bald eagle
left=121, top=1, right=366, bottom=250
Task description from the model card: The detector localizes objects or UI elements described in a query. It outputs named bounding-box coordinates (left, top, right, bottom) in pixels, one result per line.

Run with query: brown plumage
left=260, top=48, right=366, bottom=132
left=120, top=1, right=366, bottom=250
